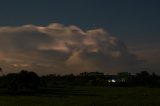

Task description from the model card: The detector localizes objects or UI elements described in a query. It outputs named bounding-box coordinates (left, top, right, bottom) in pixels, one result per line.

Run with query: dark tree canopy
left=5, top=70, right=40, bottom=93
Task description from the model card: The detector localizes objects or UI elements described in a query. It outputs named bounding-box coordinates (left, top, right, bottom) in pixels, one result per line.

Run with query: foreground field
left=0, top=86, right=160, bottom=106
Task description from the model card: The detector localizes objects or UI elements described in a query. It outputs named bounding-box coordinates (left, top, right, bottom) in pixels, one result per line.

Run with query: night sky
left=0, top=0, right=159, bottom=75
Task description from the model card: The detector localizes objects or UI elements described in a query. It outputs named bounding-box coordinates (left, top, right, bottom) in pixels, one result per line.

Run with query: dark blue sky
left=0, top=0, right=160, bottom=45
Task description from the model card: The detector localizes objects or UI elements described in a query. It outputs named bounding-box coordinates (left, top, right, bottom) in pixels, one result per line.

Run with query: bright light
left=112, top=79, right=116, bottom=83
left=108, top=79, right=116, bottom=83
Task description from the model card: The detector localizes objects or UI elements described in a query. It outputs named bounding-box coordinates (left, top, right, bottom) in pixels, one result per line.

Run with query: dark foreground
left=0, top=86, right=160, bottom=106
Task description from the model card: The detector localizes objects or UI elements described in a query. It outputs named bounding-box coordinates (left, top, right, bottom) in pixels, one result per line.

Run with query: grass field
left=0, top=86, right=160, bottom=106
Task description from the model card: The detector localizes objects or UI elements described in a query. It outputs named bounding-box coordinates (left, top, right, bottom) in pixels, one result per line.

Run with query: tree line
left=0, top=70, right=160, bottom=93
left=40, top=71, right=160, bottom=87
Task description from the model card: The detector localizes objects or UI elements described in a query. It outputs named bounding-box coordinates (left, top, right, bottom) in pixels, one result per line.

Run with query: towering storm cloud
left=0, top=23, right=142, bottom=75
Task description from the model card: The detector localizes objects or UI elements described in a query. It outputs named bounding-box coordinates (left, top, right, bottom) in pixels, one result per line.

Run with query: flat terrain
left=0, top=86, right=160, bottom=106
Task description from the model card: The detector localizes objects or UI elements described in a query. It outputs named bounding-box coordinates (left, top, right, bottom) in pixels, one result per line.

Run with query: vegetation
left=0, top=69, right=160, bottom=105
left=40, top=71, right=160, bottom=88
left=0, top=70, right=40, bottom=94
left=0, top=70, right=160, bottom=93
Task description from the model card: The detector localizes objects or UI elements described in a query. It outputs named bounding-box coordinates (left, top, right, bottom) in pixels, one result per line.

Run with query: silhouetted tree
left=4, top=70, right=40, bottom=93
left=18, top=70, right=40, bottom=90
left=5, top=73, right=19, bottom=92
left=2, top=70, right=160, bottom=90
left=135, top=71, right=151, bottom=86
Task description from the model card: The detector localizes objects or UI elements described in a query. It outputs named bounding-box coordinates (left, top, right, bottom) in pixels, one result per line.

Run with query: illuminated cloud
left=0, top=23, right=142, bottom=75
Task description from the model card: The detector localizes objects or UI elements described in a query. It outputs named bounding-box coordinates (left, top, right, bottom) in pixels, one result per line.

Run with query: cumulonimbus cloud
left=0, top=23, right=143, bottom=75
